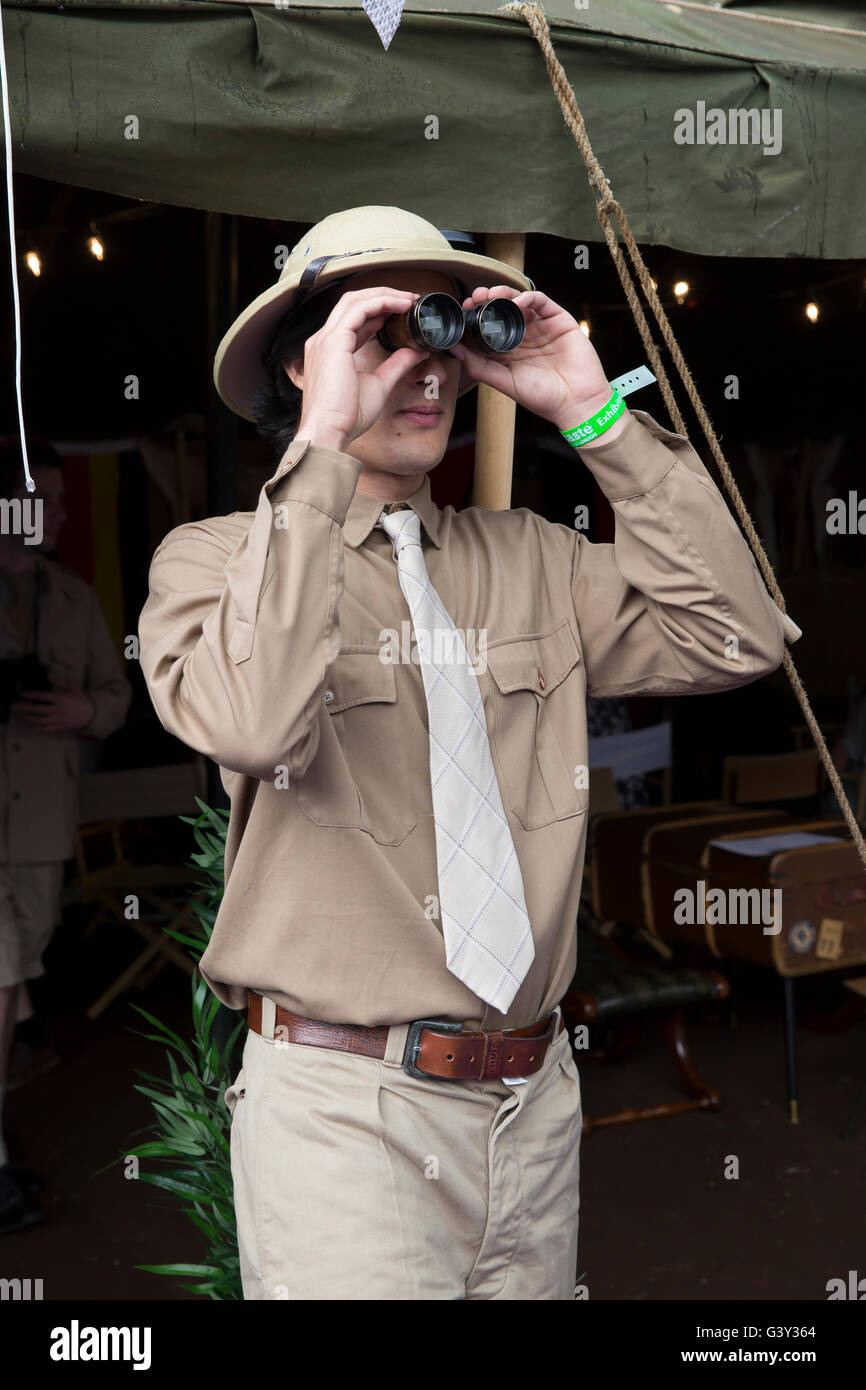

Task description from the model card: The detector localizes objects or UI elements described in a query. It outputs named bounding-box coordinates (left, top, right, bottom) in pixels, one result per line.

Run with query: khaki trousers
left=225, top=1002, right=582, bottom=1300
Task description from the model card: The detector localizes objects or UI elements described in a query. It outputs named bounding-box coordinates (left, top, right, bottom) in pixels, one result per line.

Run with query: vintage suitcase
left=591, top=801, right=786, bottom=927
left=643, top=817, right=866, bottom=976
left=638, top=809, right=793, bottom=949
left=700, top=820, right=866, bottom=976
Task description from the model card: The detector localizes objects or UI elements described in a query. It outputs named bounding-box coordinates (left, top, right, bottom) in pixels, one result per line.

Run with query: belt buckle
left=403, top=1018, right=463, bottom=1080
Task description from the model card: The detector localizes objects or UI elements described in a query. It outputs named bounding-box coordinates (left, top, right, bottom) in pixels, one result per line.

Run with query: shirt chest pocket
left=484, top=620, right=588, bottom=831
left=46, top=638, right=86, bottom=688
left=296, top=647, right=417, bottom=846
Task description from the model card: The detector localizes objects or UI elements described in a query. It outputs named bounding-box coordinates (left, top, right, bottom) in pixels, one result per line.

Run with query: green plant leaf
left=136, top=1173, right=209, bottom=1198
left=175, top=1109, right=231, bottom=1156
left=121, top=797, right=241, bottom=1299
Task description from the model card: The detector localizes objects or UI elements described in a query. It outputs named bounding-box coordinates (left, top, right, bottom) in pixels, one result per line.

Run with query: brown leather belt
left=247, top=993, right=565, bottom=1082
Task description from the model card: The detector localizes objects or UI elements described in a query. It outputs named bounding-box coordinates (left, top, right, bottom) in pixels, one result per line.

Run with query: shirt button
left=323, top=688, right=335, bottom=704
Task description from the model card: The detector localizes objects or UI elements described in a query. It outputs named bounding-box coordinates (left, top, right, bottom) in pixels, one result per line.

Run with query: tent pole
left=470, top=232, right=526, bottom=511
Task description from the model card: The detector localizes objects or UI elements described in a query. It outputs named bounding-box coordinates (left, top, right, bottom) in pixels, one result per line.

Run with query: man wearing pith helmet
left=139, top=205, right=789, bottom=1300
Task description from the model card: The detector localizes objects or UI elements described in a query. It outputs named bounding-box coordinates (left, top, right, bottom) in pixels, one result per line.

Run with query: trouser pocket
left=224, top=1067, right=246, bottom=1118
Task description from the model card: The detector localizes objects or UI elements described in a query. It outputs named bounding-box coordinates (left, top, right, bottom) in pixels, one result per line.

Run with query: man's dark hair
left=250, top=283, right=346, bottom=461
left=0, top=437, right=63, bottom=500
left=250, top=271, right=467, bottom=460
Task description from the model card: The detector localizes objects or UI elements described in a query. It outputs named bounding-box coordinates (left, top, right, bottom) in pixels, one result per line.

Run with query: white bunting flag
left=362, top=0, right=406, bottom=50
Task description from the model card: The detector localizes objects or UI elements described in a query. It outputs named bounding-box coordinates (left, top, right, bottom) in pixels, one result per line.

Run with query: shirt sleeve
left=137, top=438, right=362, bottom=781
left=78, top=587, right=133, bottom=739
left=569, top=408, right=799, bottom=698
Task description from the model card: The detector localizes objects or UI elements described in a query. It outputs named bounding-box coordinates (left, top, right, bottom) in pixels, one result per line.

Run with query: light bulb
left=578, top=320, right=591, bottom=337
left=88, top=235, right=105, bottom=261
left=25, top=251, right=42, bottom=277
left=805, top=301, right=819, bottom=322
left=674, top=280, right=689, bottom=298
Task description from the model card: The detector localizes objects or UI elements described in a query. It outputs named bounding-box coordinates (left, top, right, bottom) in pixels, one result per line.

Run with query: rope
left=505, top=1, right=866, bottom=872
left=0, top=0, right=35, bottom=493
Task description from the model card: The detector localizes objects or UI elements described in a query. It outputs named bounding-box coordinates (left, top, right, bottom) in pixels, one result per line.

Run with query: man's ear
left=282, top=356, right=304, bottom=390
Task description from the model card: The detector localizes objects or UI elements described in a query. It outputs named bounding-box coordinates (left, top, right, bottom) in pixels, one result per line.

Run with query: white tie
left=377, top=507, right=534, bottom=1014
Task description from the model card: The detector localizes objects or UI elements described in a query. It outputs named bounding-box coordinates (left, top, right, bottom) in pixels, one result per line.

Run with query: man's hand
left=294, top=287, right=432, bottom=453
left=11, top=688, right=95, bottom=734
left=451, top=285, right=630, bottom=447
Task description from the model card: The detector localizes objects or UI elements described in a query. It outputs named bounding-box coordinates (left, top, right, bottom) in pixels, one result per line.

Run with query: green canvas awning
left=3, top=0, right=866, bottom=256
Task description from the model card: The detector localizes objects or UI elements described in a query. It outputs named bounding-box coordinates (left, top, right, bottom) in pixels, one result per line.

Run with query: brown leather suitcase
left=639, top=809, right=792, bottom=948
left=640, top=815, right=866, bottom=975
left=700, top=819, right=866, bottom=976
left=591, top=801, right=784, bottom=927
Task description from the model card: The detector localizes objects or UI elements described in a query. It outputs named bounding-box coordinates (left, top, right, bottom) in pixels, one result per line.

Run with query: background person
left=0, top=438, right=132, bottom=1233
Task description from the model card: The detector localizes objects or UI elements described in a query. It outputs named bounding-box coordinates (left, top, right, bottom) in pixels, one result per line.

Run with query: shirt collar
left=343, top=470, right=442, bottom=550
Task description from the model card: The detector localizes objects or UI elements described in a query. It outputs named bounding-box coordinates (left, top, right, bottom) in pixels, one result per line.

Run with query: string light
left=674, top=280, right=689, bottom=304
left=805, top=301, right=819, bottom=322
left=578, top=319, right=591, bottom=337
left=24, top=251, right=41, bottom=276
left=87, top=234, right=105, bottom=261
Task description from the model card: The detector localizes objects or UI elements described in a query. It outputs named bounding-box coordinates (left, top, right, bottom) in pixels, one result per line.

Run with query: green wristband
left=560, top=387, right=625, bottom=447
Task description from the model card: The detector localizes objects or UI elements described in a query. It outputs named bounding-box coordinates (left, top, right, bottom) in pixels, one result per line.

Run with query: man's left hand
left=452, top=285, right=627, bottom=440
left=11, top=688, right=96, bottom=734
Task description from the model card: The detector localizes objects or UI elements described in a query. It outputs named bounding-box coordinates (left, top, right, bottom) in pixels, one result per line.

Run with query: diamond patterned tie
left=377, top=507, right=535, bottom=1014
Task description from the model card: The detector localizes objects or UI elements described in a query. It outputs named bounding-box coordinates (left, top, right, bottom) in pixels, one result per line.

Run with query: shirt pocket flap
left=324, top=648, right=397, bottom=713
left=486, top=621, right=581, bottom=698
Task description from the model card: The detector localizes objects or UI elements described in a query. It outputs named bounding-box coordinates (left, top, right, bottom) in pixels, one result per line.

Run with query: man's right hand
left=293, top=287, right=429, bottom=454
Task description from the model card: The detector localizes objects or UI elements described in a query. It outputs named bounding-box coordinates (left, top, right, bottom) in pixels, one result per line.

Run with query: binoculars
left=378, top=293, right=525, bottom=356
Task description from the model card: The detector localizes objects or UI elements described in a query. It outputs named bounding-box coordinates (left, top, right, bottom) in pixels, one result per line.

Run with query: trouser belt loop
left=385, top=1022, right=411, bottom=1066
left=260, top=994, right=277, bottom=1041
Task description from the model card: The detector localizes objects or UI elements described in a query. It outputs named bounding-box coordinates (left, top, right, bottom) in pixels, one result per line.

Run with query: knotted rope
left=505, top=1, right=866, bottom=870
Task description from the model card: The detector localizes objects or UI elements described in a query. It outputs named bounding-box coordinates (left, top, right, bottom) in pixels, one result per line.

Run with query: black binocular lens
left=377, top=292, right=525, bottom=355
left=463, top=299, right=526, bottom=354
left=378, top=293, right=465, bottom=353
left=416, top=295, right=465, bottom=350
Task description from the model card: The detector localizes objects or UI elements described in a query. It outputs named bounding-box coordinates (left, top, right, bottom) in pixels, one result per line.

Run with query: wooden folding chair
left=722, top=749, right=821, bottom=806
left=790, top=722, right=843, bottom=754
left=68, top=757, right=211, bottom=1019
left=588, top=720, right=673, bottom=806
left=584, top=722, right=674, bottom=930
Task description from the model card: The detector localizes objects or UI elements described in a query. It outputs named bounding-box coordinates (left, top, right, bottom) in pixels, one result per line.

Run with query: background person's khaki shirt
left=0, top=558, right=133, bottom=863
left=138, top=409, right=791, bottom=1031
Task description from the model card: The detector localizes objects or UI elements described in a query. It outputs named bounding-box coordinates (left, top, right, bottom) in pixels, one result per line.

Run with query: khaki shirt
left=0, top=557, right=133, bottom=863
left=138, top=409, right=793, bottom=1030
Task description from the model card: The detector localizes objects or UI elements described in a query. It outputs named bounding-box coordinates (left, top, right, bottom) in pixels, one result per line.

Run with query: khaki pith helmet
left=213, top=205, right=533, bottom=422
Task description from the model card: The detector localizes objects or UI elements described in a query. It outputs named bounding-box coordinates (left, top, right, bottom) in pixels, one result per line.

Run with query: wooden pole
left=470, top=232, right=526, bottom=511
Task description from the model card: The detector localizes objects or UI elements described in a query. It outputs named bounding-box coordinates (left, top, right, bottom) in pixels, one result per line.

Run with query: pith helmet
left=213, top=205, right=533, bottom=421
